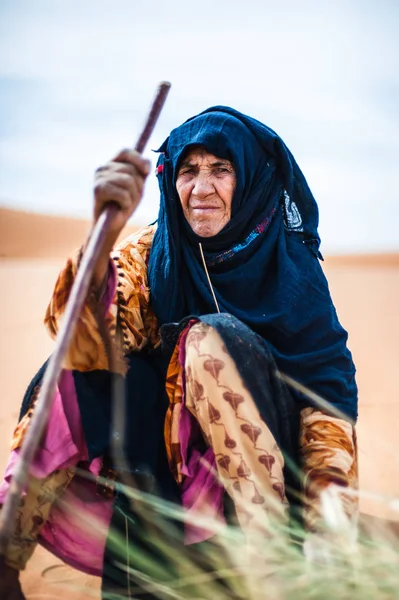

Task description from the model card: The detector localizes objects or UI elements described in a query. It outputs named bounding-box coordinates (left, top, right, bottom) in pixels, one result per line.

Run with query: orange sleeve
left=44, top=226, right=160, bottom=373
left=299, top=407, right=358, bottom=531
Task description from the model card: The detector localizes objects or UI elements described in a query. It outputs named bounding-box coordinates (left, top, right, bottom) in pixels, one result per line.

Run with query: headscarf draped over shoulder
left=148, top=106, right=357, bottom=420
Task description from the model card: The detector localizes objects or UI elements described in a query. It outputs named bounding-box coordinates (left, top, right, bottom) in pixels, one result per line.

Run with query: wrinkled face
left=175, top=147, right=236, bottom=237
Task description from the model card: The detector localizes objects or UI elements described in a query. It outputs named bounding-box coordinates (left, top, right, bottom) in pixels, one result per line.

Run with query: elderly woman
left=1, top=106, right=358, bottom=599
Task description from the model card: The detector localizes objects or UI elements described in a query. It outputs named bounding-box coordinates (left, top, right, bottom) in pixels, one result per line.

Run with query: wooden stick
left=0, top=81, right=171, bottom=555
left=135, top=81, right=171, bottom=153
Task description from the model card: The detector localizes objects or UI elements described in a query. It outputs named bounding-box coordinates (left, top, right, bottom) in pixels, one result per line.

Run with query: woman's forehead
left=180, top=146, right=233, bottom=166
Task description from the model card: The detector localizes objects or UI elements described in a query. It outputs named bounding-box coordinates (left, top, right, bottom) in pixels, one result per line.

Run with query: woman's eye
left=178, top=169, right=193, bottom=177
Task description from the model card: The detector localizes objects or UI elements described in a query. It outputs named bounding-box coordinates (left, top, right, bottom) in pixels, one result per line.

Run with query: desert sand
left=0, top=207, right=398, bottom=598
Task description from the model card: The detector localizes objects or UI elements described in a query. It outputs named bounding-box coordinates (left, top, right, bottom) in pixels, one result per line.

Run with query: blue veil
left=147, top=106, right=357, bottom=420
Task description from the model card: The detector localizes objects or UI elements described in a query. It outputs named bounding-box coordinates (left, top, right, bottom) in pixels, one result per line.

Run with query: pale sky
left=0, top=0, right=398, bottom=253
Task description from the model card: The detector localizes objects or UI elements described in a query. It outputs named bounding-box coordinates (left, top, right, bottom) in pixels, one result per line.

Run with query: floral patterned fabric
left=11, top=382, right=41, bottom=453
left=184, top=322, right=288, bottom=538
left=165, top=320, right=358, bottom=539
left=5, top=469, right=74, bottom=570
left=300, top=407, right=358, bottom=530
left=44, top=226, right=160, bottom=373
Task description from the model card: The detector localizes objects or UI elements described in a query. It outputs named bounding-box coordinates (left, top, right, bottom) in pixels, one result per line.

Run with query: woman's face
left=176, top=147, right=236, bottom=237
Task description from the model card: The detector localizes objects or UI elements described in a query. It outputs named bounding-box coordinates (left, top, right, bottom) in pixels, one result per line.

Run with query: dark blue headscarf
left=148, top=106, right=357, bottom=420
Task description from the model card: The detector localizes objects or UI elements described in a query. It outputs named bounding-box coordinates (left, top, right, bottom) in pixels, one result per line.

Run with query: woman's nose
left=192, top=172, right=213, bottom=197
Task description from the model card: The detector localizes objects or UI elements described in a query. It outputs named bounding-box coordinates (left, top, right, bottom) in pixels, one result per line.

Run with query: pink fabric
left=0, top=370, right=113, bottom=577
left=0, top=263, right=117, bottom=575
left=177, top=327, right=225, bottom=544
left=39, top=474, right=112, bottom=576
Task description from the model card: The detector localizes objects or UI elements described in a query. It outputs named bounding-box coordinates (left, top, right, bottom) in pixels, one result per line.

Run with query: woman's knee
left=184, top=320, right=225, bottom=363
left=186, top=314, right=275, bottom=367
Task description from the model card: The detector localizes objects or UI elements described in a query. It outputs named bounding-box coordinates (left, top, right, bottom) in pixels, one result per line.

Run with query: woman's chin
left=189, top=220, right=227, bottom=238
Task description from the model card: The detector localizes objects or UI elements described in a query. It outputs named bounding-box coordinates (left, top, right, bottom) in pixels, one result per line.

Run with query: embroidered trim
left=207, top=204, right=277, bottom=266
left=283, top=190, right=304, bottom=231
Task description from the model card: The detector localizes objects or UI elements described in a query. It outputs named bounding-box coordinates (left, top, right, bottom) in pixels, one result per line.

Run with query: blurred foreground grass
left=49, top=475, right=399, bottom=600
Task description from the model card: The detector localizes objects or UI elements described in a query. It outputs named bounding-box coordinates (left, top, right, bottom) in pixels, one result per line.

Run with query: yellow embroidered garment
left=5, top=469, right=74, bottom=571
left=300, top=407, right=358, bottom=530
left=44, top=226, right=160, bottom=372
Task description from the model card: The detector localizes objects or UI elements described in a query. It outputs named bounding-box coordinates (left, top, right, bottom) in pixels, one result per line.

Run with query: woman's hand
left=94, top=148, right=151, bottom=244
left=90, top=149, right=151, bottom=289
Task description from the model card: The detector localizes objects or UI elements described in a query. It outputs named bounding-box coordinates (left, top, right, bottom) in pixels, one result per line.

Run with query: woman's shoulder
left=114, top=224, right=156, bottom=258
left=111, top=225, right=156, bottom=290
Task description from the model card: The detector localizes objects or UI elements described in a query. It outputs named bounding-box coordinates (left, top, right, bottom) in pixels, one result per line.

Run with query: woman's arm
left=43, top=149, right=159, bottom=372
left=299, top=407, right=358, bottom=535
left=44, top=226, right=159, bottom=373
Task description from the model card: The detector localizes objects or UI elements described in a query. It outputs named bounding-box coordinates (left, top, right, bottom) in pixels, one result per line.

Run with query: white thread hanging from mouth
left=199, top=242, right=221, bottom=314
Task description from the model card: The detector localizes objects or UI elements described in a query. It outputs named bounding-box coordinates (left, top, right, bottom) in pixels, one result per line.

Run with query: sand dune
left=0, top=208, right=398, bottom=598
left=0, top=207, right=139, bottom=259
